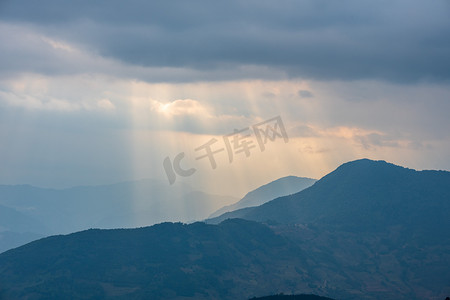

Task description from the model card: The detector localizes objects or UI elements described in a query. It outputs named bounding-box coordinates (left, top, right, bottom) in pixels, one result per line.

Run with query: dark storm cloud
left=1, top=0, right=450, bottom=82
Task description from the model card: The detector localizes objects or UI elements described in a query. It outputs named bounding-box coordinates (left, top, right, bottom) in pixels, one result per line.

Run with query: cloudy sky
left=1, top=0, right=449, bottom=196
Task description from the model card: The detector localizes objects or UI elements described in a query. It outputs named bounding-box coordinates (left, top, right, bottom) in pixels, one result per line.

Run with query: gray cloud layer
left=1, top=0, right=450, bottom=82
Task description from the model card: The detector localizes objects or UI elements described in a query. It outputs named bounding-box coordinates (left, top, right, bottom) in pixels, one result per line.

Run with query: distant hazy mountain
left=0, top=203, right=46, bottom=233
left=0, top=180, right=237, bottom=253
left=0, top=231, right=43, bottom=255
left=0, top=159, right=449, bottom=299
left=208, top=176, right=316, bottom=219
left=0, top=204, right=46, bottom=253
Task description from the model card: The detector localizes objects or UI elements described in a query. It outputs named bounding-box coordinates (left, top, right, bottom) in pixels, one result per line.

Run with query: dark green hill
left=208, top=159, right=450, bottom=299
left=212, top=159, right=450, bottom=235
left=0, top=219, right=316, bottom=300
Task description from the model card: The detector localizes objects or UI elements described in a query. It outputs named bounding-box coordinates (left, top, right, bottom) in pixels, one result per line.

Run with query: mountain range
left=0, top=159, right=449, bottom=299
left=0, top=175, right=316, bottom=254
left=208, top=159, right=450, bottom=232
left=0, top=180, right=238, bottom=253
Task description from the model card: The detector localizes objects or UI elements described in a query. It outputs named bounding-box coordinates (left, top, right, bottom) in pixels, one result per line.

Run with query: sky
left=1, top=0, right=449, bottom=197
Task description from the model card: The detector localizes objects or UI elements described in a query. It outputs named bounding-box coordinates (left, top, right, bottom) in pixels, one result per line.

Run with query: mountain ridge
left=209, top=159, right=450, bottom=233
left=0, top=219, right=317, bottom=300
left=209, top=176, right=316, bottom=219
